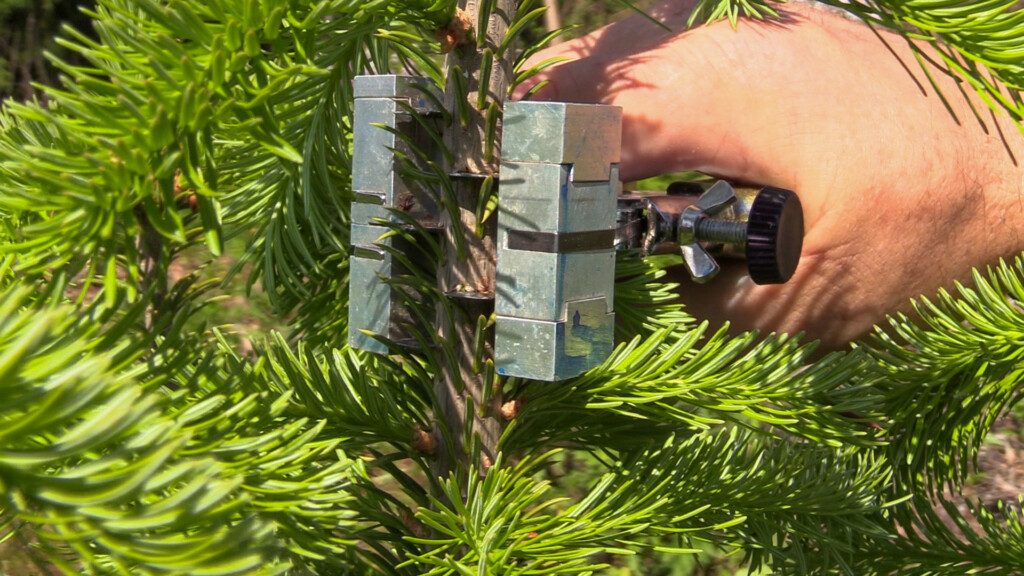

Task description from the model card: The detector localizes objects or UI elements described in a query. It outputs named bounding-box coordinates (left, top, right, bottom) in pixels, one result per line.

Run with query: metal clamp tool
left=348, top=76, right=805, bottom=381
left=494, top=101, right=621, bottom=381
left=617, top=180, right=804, bottom=285
left=348, top=75, right=443, bottom=353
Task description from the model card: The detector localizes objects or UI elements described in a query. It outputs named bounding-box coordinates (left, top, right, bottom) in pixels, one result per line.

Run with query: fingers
left=513, top=3, right=913, bottom=189
left=511, top=0, right=702, bottom=112
left=516, top=0, right=699, bottom=79
left=513, top=10, right=781, bottom=182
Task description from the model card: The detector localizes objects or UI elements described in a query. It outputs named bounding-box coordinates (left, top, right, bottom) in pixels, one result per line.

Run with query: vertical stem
left=433, top=0, right=516, bottom=480
left=134, top=206, right=167, bottom=334
left=544, top=0, right=563, bottom=41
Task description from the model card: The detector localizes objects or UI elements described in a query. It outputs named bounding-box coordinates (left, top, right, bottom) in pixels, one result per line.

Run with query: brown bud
left=412, top=427, right=437, bottom=456
left=174, top=192, right=198, bottom=213
left=173, top=168, right=185, bottom=196
left=501, top=398, right=523, bottom=420
left=172, top=169, right=198, bottom=213
left=436, top=7, right=473, bottom=53
left=400, top=509, right=427, bottom=539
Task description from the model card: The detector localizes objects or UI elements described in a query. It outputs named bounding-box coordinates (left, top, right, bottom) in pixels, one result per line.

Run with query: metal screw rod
left=694, top=217, right=746, bottom=246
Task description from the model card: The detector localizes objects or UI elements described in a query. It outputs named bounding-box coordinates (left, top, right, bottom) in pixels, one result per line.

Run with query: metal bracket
left=494, top=101, right=622, bottom=381
left=349, top=75, right=443, bottom=353
left=346, top=76, right=804, bottom=381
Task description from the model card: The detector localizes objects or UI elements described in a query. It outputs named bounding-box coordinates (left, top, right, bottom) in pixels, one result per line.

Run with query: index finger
left=512, top=14, right=743, bottom=182
left=511, top=3, right=857, bottom=188
left=512, top=0, right=699, bottom=102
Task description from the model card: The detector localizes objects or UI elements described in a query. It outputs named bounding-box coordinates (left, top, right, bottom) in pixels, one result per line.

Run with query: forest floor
left=962, top=413, right=1024, bottom=517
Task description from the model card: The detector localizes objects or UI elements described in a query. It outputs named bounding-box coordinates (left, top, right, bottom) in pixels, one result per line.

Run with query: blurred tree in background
left=0, top=0, right=93, bottom=100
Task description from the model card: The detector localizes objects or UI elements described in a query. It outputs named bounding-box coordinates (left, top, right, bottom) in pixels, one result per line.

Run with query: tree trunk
left=544, top=0, right=563, bottom=41
left=0, top=1, right=95, bottom=102
left=433, top=0, right=516, bottom=480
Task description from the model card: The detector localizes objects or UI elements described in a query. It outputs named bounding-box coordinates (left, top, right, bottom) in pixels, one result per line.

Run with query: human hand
left=514, top=1, right=1024, bottom=349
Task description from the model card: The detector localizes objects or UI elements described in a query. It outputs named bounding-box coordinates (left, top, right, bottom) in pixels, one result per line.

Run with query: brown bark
left=432, top=0, right=516, bottom=480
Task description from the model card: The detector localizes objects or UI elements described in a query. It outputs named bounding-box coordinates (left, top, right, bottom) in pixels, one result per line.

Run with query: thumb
left=511, top=0, right=698, bottom=102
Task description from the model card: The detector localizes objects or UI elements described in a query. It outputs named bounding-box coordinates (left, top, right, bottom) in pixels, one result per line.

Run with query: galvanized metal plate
left=502, top=101, right=622, bottom=182
left=498, top=162, right=619, bottom=233
left=353, top=74, right=442, bottom=113
left=495, top=298, right=614, bottom=381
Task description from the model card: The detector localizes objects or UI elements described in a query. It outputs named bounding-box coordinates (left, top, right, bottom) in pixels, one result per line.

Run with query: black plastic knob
left=745, top=186, right=804, bottom=284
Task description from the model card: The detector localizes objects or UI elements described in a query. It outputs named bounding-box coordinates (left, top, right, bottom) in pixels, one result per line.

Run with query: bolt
left=675, top=182, right=804, bottom=285
left=694, top=217, right=747, bottom=246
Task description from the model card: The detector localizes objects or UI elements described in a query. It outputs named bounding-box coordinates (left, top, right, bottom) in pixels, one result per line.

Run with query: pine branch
left=0, top=279, right=365, bottom=573
left=867, top=259, right=1024, bottom=495
left=0, top=0, right=453, bottom=330
left=501, top=326, right=881, bottom=456
left=392, top=428, right=897, bottom=575
left=256, top=333, right=435, bottom=452
left=866, top=496, right=1024, bottom=575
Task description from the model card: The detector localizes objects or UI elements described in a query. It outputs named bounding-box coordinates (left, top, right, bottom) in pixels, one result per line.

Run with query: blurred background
left=0, top=0, right=94, bottom=101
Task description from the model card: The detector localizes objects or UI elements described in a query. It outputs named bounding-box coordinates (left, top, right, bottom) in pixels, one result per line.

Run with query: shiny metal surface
left=495, top=101, right=621, bottom=381
left=352, top=75, right=443, bottom=113
left=616, top=181, right=803, bottom=284
left=349, top=75, right=442, bottom=352
left=351, top=75, right=442, bottom=226
left=495, top=298, right=615, bottom=382
left=349, top=224, right=395, bottom=353
left=675, top=180, right=738, bottom=282
left=677, top=180, right=738, bottom=246
left=502, top=101, right=622, bottom=182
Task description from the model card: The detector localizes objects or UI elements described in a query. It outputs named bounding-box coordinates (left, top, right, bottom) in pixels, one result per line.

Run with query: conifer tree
left=0, top=0, right=1022, bottom=574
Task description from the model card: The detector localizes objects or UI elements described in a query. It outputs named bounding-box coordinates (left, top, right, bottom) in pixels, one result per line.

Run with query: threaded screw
left=694, top=217, right=746, bottom=245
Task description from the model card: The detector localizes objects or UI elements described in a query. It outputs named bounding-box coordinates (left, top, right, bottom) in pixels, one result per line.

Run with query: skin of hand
left=514, top=1, right=1024, bottom=350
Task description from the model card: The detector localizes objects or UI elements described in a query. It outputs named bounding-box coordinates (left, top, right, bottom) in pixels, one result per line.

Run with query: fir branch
left=866, top=258, right=1024, bottom=496
left=216, top=1, right=451, bottom=316
left=0, top=0, right=453, bottom=322
left=608, top=430, right=896, bottom=576
left=398, top=429, right=896, bottom=575
left=255, top=333, right=435, bottom=452
left=689, top=0, right=781, bottom=27
left=860, top=495, right=1024, bottom=575
left=0, top=280, right=363, bottom=574
left=503, top=325, right=881, bottom=455
left=613, top=252, right=695, bottom=338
